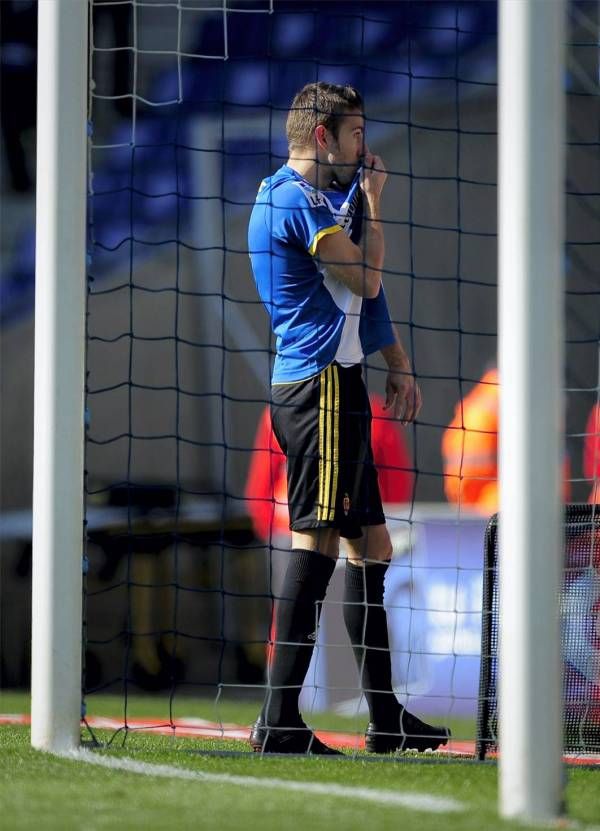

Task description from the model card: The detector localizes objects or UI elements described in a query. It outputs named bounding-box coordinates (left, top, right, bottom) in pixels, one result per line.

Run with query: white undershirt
left=321, top=271, right=363, bottom=366
left=320, top=192, right=364, bottom=367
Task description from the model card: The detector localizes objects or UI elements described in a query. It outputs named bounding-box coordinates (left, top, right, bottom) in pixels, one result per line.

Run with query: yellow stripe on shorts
left=317, top=365, right=340, bottom=522
left=318, top=368, right=327, bottom=520
left=323, top=366, right=334, bottom=518
left=329, top=364, right=340, bottom=521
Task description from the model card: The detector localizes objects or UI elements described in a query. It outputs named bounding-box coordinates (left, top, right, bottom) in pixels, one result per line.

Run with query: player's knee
left=347, top=524, right=393, bottom=563
left=364, top=526, right=393, bottom=562
left=368, top=546, right=393, bottom=563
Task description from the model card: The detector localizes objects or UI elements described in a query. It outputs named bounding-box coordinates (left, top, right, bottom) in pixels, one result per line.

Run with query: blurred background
left=1, top=1, right=598, bottom=720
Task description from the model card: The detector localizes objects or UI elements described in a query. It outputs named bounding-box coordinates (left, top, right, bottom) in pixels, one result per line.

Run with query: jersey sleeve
left=359, top=285, right=395, bottom=355
left=270, top=181, right=342, bottom=255
left=344, top=170, right=364, bottom=245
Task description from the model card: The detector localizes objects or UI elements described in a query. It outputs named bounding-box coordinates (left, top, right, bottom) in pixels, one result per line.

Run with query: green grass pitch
left=1, top=691, right=599, bottom=830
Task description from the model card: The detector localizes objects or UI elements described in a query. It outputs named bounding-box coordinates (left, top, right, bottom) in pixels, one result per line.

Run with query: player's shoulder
left=257, top=166, right=334, bottom=211
left=254, top=167, right=291, bottom=204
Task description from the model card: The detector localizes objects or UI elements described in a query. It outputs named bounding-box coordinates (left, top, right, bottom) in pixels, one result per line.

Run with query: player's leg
left=252, top=538, right=342, bottom=755
left=337, top=366, right=449, bottom=752
left=251, top=369, right=343, bottom=754
left=343, top=523, right=399, bottom=725
left=258, top=527, right=339, bottom=730
left=344, top=525, right=450, bottom=752
left=337, top=366, right=392, bottom=724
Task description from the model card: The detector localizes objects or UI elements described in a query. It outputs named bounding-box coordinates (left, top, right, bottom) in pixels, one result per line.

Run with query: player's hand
left=384, top=366, right=422, bottom=425
left=360, top=146, right=387, bottom=201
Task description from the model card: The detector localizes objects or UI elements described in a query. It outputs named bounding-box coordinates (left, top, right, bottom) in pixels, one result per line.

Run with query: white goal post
left=498, top=0, right=566, bottom=821
left=31, top=0, right=89, bottom=752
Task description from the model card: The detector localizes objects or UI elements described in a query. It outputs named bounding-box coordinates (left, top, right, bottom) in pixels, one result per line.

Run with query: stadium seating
left=1, top=0, right=497, bottom=326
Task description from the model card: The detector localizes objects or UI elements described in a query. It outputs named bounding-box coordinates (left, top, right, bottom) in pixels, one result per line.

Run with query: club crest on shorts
left=343, top=492, right=351, bottom=516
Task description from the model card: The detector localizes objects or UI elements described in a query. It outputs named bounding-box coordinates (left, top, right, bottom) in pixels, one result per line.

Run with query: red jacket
left=245, top=394, right=414, bottom=543
left=584, top=402, right=600, bottom=504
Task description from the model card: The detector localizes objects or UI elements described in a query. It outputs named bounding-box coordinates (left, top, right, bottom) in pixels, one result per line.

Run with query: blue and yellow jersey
left=248, top=164, right=394, bottom=384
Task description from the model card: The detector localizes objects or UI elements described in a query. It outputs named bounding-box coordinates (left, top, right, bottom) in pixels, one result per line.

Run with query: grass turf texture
left=2, top=693, right=600, bottom=830
left=0, top=689, right=475, bottom=742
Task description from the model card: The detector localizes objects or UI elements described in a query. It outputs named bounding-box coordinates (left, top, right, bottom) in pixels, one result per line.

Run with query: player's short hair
left=286, top=82, right=363, bottom=150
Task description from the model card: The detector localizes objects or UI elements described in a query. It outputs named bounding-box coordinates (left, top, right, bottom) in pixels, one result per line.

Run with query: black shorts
left=271, top=362, right=385, bottom=539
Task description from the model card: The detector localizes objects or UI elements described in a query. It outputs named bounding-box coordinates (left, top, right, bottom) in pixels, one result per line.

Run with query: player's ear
left=314, top=124, right=328, bottom=150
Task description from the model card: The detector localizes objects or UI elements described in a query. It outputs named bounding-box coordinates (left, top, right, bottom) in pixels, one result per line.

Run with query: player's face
left=326, top=112, right=365, bottom=186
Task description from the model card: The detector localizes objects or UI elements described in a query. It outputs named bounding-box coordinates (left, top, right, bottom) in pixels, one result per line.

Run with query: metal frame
left=31, top=0, right=89, bottom=753
left=498, top=0, right=566, bottom=820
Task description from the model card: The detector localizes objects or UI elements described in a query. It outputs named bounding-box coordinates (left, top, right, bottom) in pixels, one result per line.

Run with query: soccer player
left=247, top=81, right=449, bottom=755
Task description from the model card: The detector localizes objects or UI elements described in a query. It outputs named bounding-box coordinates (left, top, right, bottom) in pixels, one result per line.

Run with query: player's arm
left=314, top=226, right=382, bottom=299
left=315, top=151, right=387, bottom=299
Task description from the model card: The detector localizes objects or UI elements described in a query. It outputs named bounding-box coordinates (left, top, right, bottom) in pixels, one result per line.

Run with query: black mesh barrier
left=476, top=505, right=600, bottom=759
left=73, top=0, right=600, bottom=752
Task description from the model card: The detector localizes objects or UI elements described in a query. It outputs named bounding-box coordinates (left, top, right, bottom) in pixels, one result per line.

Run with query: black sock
left=263, top=549, right=336, bottom=729
left=343, top=560, right=402, bottom=727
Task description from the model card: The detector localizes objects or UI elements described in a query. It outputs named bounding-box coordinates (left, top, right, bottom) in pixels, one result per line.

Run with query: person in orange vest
left=584, top=401, right=600, bottom=503
left=441, top=367, right=500, bottom=514
left=245, top=393, right=415, bottom=544
left=442, top=367, right=571, bottom=514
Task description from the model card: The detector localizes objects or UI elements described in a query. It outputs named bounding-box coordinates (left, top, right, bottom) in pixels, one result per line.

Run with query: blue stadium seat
left=0, top=227, right=35, bottom=325
left=224, top=61, right=270, bottom=107
left=270, top=13, right=313, bottom=59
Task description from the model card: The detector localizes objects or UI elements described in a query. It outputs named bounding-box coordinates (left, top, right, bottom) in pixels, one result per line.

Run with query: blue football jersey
left=248, top=164, right=394, bottom=384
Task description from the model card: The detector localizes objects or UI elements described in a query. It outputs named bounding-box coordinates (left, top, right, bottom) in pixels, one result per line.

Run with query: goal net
left=80, top=0, right=600, bottom=756
left=477, top=506, right=600, bottom=759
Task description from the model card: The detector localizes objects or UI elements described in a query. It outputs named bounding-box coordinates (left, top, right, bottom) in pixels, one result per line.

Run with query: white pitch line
left=65, top=749, right=464, bottom=814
